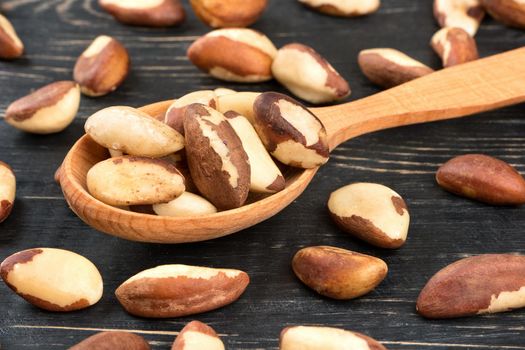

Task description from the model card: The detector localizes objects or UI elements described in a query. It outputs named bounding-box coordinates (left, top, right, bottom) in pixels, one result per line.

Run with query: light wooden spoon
left=58, top=48, right=525, bottom=243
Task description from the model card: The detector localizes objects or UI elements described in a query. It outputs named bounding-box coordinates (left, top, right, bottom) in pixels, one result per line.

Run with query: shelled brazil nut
left=480, top=0, right=525, bottom=29
left=69, top=331, right=151, bottom=350
left=172, top=321, right=225, bottom=350
left=153, top=192, right=217, bottom=217
left=431, top=27, right=479, bottom=67
left=190, top=0, right=267, bottom=28
left=433, top=0, right=485, bottom=36
left=297, top=0, right=381, bottom=17
left=98, top=0, right=185, bottom=27
left=0, top=161, right=16, bottom=223
left=0, top=14, right=24, bottom=59
left=165, top=90, right=218, bottom=135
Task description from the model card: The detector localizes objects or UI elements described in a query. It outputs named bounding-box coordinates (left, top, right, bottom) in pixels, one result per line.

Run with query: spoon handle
left=313, top=47, right=525, bottom=151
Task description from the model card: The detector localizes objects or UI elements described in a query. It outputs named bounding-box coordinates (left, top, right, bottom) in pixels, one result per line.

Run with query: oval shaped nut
left=190, top=0, right=267, bottom=28
left=298, top=0, right=380, bottom=17
left=292, top=246, right=388, bottom=300
left=214, top=87, right=237, bottom=97
left=184, top=104, right=250, bottom=210
left=431, top=27, right=478, bottom=68
left=172, top=321, right=225, bottom=350
left=0, top=161, right=15, bottom=223
left=74, top=35, right=130, bottom=97
left=99, top=0, right=185, bottom=27
left=217, top=92, right=260, bottom=123
left=436, top=154, right=525, bottom=205
left=434, top=0, right=485, bottom=36
left=115, top=264, right=250, bottom=318
left=358, top=48, right=434, bottom=88
left=165, top=90, right=218, bottom=135
left=5, top=81, right=80, bottom=134
left=253, top=92, right=329, bottom=169
left=0, top=248, right=103, bottom=312
left=225, top=111, right=285, bottom=193
left=0, top=14, right=24, bottom=59
left=87, top=156, right=185, bottom=206
left=153, top=192, right=217, bottom=217
left=280, top=326, right=387, bottom=350
left=417, top=254, right=525, bottom=319
left=272, top=43, right=350, bottom=104
left=85, top=106, right=184, bottom=157
left=481, top=0, right=525, bottom=29
left=69, top=332, right=151, bottom=350
left=187, top=29, right=277, bottom=83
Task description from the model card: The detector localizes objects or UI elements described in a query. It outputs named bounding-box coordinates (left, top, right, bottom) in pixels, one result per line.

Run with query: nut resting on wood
left=433, top=0, right=485, bottom=36
left=190, top=0, right=267, bottom=28
left=431, top=27, right=479, bottom=67
left=0, top=14, right=24, bottom=59
left=0, top=161, right=16, bottom=223
left=298, top=0, right=381, bottom=17
left=69, top=331, right=151, bottom=350
left=480, top=0, right=525, bottom=29
left=165, top=90, right=218, bottom=135
left=172, top=321, right=225, bottom=350
left=98, top=0, right=186, bottom=27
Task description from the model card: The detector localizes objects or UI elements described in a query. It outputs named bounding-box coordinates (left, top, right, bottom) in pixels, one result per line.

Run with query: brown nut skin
left=433, top=0, right=485, bottom=36
left=436, top=154, right=525, bottom=205
left=0, top=14, right=24, bottom=59
left=69, top=331, right=151, bottom=350
left=0, top=161, right=16, bottom=223
left=292, top=246, right=388, bottom=300
left=98, top=0, right=185, bottom=27
left=298, top=0, right=381, bottom=17
left=172, top=321, right=224, bottom=350
left=481, top=0, right=525, bottom=29
left=190, top=0, right=267, bottom=28
left=431, top=27, right=479, bottom=68
left=165, top=91, right=218, bottom=135
left=417, top=254, right=525, bottom=319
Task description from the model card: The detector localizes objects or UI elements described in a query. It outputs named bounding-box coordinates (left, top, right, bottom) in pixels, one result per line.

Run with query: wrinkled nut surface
left=69, top=331, right=151, bottom=350
left=272, top=43, right=350, bottom=104
left=253, top=92, right=329, bottom=169
left=5, top=81, right=81, bottom=134
left=292, top=246, right=388, bottom=300
left=417, top=254, right=525, bottom=319
left=184, top=104, right=250, bottom=210
left=87, top=156, right=185, bottom=206
left=436, top=154, right=525, bottom=205
left=165, top=90, right=218, bottom=135
left=172, top=321, right=225, bottom=350
left=431, top=27, right=479, bottom=68
left=115, top=264, right=249, bottom=318
left=85, top=106, right=184, bottom=157
left=190, top=0, right=267, bottom=28
left=328, top=183, right=410, bottom=248
left=358, top=48, right=434, bottom=88
left=434, top=0, right=485, bottom=36
left=153, top=192, right=217, bottom=217
left=225, top=111, right=285, bottom=193
left=480, top=0, right=525, bottom=29
left=0, top=248, right=103, bottom=312
left=74, top=35, right=130, bottom=97
left=99, top=0, right=185, bottom=27
left=0, top=161, right=15, bottom=223
left=217, top=92, right=260, bottom=123
left=298, top=0, right=380, bottom=17
left=187, top=29, right=277, bottom=82
left=0, top=14, right=24, bottom=59
left=280, top=326, right=387, bottom=350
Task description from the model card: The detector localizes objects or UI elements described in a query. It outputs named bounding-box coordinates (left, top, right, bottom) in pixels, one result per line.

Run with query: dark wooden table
left=1, top=0, right=524, bottom=349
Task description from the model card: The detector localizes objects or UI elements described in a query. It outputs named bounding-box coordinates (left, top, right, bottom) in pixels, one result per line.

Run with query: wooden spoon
left=58, top=48, right=525, bottom=243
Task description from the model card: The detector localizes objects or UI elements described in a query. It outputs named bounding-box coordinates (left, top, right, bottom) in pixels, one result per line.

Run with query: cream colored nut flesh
left=99, top=0, right=186, bottom=27
left=298, top=0, right=380, bottom=17
left=0, top=161, right=16, bottom=223
left=480, top=0, right=525, bottom=29
left=214, top=87, right=237, bottom=97
left=0, top=14, right=24, bottom=59
left=434, top=0, right=485, bottom=36
left=172, top=321, right=225, bottom=350
left=87, top=156, right=185, bottom=206
left=272, top=43, right=350, bottom=104
left=108, top=148, right=125, bottom=157
left=328, top=183, right=410, bottom=248
left=431, top=27, right=479, bottom=68
left=5, top=81, right=80, bottom=134
left=216, top=92, right=260, bottom=123
left=69, top=331, right=151, bottom=350
left=190, top=0, right=267, bottom=28
left=85, top=106, right=184, bottom=157
left=0, top=248, right=103, bottom=311
left=153, top=192, right=217, bottom=217
left=165, top=90, right=218, bottom=134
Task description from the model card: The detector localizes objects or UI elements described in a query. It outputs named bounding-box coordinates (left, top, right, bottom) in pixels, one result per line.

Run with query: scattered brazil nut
left=292, top=246, right=388, bottom=300
left=153, top=192, right=217, bottom=217
left=165, top=90, right=218, bottom=134
left=5, top=81, right=81, bottom=134
left=216, top=92, right=260, bottom=123
left=297, top=0, right=381, bottom=17
left=190, top=0, right=267, bottom=28
left=358, top=48, right=434, bottom=88
left=184, top=104, right=250, bottom=210
left=87, top=156, right=185, bottom=206
left=433, top=0, right=485, bottom=36
left=436, top=154, right=525, bottom=205
left=480, top=0, right=525, bottom=29
left=0, top=14, right=24, bottom=59
left=85, top=106, right=184, bottom=157
left=0, top=248, right=103, bottom=311
left=272, top=43, right=350, bottom=104
left=74, top=35, right=130, bottom=97
left=172, top=321, right=225, bottom=350
left=98, top=0, right=185, bottom=27
left=431, top=27, right=479, bottom=68
left=280, top=326, right=387, bottom=350
left=115, top=264, right=249, bottom=318
left=187, top=28, right=277, bottom=82
left=253, top=92, right=329, bottom=169
left=417, top=254, right=525, bottom=319
left=69, top=331, right=151, bottom=350
left=0, top=161, right=15, bottom=223
left=328, top=183, right=410, bottom=248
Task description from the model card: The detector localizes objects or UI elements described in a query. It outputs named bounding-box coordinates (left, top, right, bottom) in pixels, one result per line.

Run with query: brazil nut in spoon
left=58, top=48, right=525, bottom=243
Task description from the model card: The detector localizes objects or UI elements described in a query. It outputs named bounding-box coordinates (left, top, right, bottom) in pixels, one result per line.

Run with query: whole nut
left=69, top=331, right=151, bottom=350
left=358, top=48, right=434, bottom=88
left=480, top=0, right=525, bottom=29
left=153, top=192, right=217, bottom=217
left=74, top=35, right=130, bottom=97
left=434, top=0, right=485, bottom=36
left=190, top=0, right=267, bottom=28
left=328, top=183, right=410, bottom=248
left=431, top=27, right=478, bottom=68
left=292, top=246, right=388, bottom=300
left=0, top=248, right=103, bottom=311
left=417, top=254, right=525, bottom=319
left=187, top=29, right=277, bottom=82
left=436, top=154, right=525, bottom=205
left=280, top=326, right=387, bottom=350
left=98, top=0, right=185, bottom=27
left=253, top=92, right=329, bottom=169
left=87, top=156, right=185, bottom=206
left=0, top=14, right=24, bottom=59
left=172, top=321, right=225, bottom=350
left=298, top=0, right=381, bottom=17
left=216, top=92, right=260, bottom=123
left=165, top=90, right=218, bottom=135
left=115, top=264, right=250, bottom=318
left=85, top=106, right=185, bottom=157
left=184, top=104, right=250, bottom=210
left=5, top=81, right=80, bottom=134
left=0, top=161, right=15, bottom=223
left=272, top=43, right=350, bottom=104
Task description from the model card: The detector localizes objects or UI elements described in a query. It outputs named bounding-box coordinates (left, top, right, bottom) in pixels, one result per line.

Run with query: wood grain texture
left=1, top=0, right=525, bottom=349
